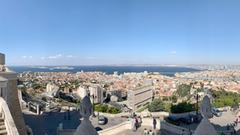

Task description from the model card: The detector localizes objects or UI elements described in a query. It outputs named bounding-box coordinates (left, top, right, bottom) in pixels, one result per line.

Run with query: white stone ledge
left=98, top=121, right=131, bottom=135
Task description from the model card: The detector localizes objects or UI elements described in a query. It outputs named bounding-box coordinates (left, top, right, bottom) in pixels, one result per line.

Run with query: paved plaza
left=179, top=110, right=240, bottom=134
left=210, top=110, right=240, bottom=132
left=117, top=126, right=179, bottom=135
left=117, top=126, right=157, bottom=135
left=90, top=116, right=127, bottom=130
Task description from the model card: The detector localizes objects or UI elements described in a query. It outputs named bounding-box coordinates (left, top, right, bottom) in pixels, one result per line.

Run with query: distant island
left=9, top=65, right=200, bottom=76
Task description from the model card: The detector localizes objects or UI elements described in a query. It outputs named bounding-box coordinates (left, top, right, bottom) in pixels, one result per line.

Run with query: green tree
left=171, top=95, right=178, bottom=103
left=171, top=102, right=195, bottom=113
left=176, top=84, right=191, bottom=97
left=148, top=99, right=166, bottom=112
left=107, top=107, right=121, bottom=114
left=212, top=90, right=240, bottom=108
left=94, top=104, right=121, bottom=114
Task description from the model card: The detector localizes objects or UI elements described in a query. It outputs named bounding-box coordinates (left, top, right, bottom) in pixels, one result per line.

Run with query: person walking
left=135, top=117, right=139, bottom=130
left=153, top=118, right=157, bottom=130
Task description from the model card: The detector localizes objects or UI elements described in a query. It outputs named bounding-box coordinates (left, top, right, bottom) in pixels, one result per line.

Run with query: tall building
left=127, top=83, right=153, bottom=111
left=0, top=53, right=27, bottom=135
left=89, top=85, right=104, bottom=104
left=46, top=83, right=59, bottom=93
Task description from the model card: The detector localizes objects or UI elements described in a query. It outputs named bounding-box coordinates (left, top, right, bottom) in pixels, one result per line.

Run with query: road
left=90, top=116, right=127, bottom=130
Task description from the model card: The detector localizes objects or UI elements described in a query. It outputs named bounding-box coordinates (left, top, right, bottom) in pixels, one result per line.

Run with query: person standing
left=153, top=118, right=157, bottom=130
left=132, top=118, right=136, bottom=131
left=138, top=116, right=142, bottom=127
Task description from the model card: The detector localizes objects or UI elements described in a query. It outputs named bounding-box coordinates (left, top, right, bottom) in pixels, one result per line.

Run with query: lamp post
left=196, top=93, right=199, bottom=116
left=92, top=95, right=96, bottom=117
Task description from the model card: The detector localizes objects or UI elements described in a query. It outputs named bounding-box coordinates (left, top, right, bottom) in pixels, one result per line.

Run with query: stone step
left=0, top=129, right=7, bottom=135
left=0, top=122, right=4, bottom=126
left=0, top=119, right=4, bottom=122
left=0, top=125, right=5, bottom=130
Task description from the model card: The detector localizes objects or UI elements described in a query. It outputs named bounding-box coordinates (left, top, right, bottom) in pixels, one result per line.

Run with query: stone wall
left=0, top=72, right=27, bottom=135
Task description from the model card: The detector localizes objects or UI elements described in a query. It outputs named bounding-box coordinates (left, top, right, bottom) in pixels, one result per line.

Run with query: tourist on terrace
left=153, top=118, right=157, bottom=129
left=135, top=117, right=139, bottom=130
left=131, top=117, right=137, bottom=131
left=137, top=116, right=142, bottom=127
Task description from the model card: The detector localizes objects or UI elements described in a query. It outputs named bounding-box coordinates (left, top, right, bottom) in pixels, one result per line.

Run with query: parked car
left=95, top=127, right=103, bottom=132
left=212, top=108, right=222, bottom=117
left=98, top=116, right=107, bottom=125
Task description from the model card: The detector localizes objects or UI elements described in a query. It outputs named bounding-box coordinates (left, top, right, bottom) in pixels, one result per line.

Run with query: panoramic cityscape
left=1, top=0, right=240, bottom=135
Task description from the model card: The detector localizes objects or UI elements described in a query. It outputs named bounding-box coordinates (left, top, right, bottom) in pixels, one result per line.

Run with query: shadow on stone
left=24, top=111, right=81, bottom=135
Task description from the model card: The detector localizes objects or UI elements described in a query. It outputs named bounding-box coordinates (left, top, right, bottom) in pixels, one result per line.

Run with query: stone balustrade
left=0, top=97, right=19, bottom=135
left=98, top=121, right=131, bottom=135
left=98, top=118, right=161, bottom=135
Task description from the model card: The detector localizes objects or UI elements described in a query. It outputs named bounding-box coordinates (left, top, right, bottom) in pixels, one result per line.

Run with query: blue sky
left=1, top=0, right=240, bottom=65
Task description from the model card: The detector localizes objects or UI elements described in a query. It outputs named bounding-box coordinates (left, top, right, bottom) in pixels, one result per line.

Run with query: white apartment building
left=89, top=85, right=104, bottom=104
left=127, top=84, right=153, bottom=111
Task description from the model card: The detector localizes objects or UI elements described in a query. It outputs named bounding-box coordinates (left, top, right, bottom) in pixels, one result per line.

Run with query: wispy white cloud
left=22, top=56, right=33, bottom=59
left=41, top=54, right=75, bottom=60
left=170, top=51, right=177, bottom=55
left=48, top=54, right=62, bottom=59
left=85, top=57, right=97, bottom=60
left=22, top=56, right=27, bottom=59
left=66, top=55, right=74, bottom=58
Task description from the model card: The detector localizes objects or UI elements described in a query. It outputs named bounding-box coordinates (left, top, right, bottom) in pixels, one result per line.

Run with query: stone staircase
left=0, top=113, right=7, bottom=135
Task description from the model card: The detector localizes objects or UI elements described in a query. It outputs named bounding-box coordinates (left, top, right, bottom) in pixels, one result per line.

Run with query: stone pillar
left=6, top=76, right=27, bottom=135
left=28, top=102, right=31, bottom=111
left=36, top=104, right=40, bottom=115
left=18, top=90, right=23, bottom=109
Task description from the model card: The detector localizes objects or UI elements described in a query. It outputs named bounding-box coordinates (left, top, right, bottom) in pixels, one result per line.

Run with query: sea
left=9, top=66, right=200, bottom=77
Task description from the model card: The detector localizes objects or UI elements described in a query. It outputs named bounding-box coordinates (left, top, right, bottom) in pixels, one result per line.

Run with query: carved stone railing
left=0, top=97, right=19, bottom=135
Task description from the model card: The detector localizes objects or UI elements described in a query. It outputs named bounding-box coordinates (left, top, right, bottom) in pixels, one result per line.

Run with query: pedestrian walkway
left=116, top=126, right=178, bottom=135
left=117, top=126, right=156, bottom=135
